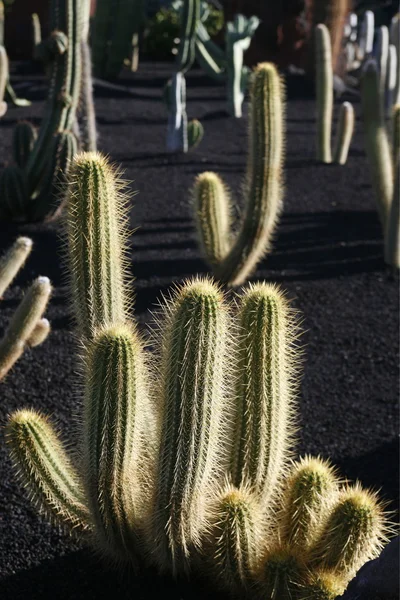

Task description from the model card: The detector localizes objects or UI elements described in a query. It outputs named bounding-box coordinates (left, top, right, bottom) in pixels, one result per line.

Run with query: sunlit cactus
left=333, top=102, right=355, bottom=165
left=0, top=237, right=33, bottom=299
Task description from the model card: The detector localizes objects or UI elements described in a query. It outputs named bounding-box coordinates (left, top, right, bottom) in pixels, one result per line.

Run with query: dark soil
left=0, top=61, right=398, bottom=599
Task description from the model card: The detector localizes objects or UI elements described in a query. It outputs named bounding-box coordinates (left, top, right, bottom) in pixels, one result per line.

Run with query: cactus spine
left=65, top=153, right=130, bottom=339
left=0, top=237, right=32, bottom=298
left=152, top=279, right=228, bottom=573
left=192, top=63, right=284, bottom=286
left=230, top=284, right=297, bottom=503
left=333, top=102, right=354, bottom=165
left=0, top=276, right=52, bottom=380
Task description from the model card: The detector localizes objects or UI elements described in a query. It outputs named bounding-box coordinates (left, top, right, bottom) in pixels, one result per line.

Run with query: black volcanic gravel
left=0, top=61, right=398, bottom=599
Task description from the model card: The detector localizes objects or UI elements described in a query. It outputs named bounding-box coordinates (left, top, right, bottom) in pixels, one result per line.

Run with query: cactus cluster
left=361, top=60, right=400, bottom=270
left=0, top=0, right=93, bottom=223
left=6, top=152, right=392, bottom=600
left=315, top=24, right=354, bottom=165
left=192, top=62, right=284, bottom=286
left=0, top=237, right=51, bottom=380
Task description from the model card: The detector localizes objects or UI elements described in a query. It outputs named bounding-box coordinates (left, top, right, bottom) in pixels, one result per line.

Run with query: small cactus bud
left=187, top=118, right=204, bottom=149
left=26, top=317, right=51, bottom=347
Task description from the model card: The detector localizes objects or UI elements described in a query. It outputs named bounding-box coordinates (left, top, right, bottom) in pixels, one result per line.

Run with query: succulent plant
left=361, top=60, right=399, bottom=270
left=0, top=0, right=86, bottom=222
left=192, top=62, right=284, bottom=286
left=6, top=152, right=392, bottom=599
left=0, top=237, right=51, bottom=380
left=315, top=24, right=355, bottom=165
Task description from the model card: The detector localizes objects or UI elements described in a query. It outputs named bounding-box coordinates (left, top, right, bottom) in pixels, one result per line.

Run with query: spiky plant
left=315, top=24, right=355, bottom=165
left=6, top=152, right=392, bottom=598
left=0, top=237, right=51, bottom=380
left=361, top=59, right=400, bottom=270
left=192, top=62, right=284, bottom=286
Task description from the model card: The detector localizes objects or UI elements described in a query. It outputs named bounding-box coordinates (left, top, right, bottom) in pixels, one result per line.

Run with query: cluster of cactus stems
left=0, top=0, right=92, bottom=223
left=166, top=0, right=204, bottom=153
left=6, top=152, right=392, bottom=600
left=192, top=62, right=283, bottom=287
left=91, top=0, right=145, bottom=79
left=361, top=59, right=400, bottom=270
left=315, top=24, right=354, bottom=165
left=0, top=237, right=51, bottom=380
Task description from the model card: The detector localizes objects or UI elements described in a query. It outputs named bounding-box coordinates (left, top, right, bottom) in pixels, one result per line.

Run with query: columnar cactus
left=0, top=44, right=8, bottom=117
left=0, top=237, right=51, bottom=380
left=0, top=0, right=84, bottom=222
left=358, top=10, right=374, bottom=60
left=6, top=153, right=392, bottom=600
left=192, top=62, right=284, bottom=286
left=315, top=24, right=355, bottom=165
left=361, top=61, right=399, bottom=270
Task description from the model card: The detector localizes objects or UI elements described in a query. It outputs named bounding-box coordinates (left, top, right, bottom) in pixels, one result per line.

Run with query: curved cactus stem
left=176, top=0, right=199, bottom=74
left=333, top=101, right=354, bottom=165
left=27, top=317, right=51, bottom=347
left=152, top=278, right=229, bottom=575
left=83, top=324, right=150, bottom=562
left=65, top=152, right=131, bottom=339
left=0, top=276, right=52, bottom=380
left=0, top=237, right=33, bottom=299
left=361, top=59, right=393, bottom=228
left=6, top=409, right=90, bottom=532
left=315, top=24, right=333, bottom=164
left=5, top=80, right=31, bottom=107
left=230, top=283, right=299, bottom=504
left=195, top=38, right=226, bottom=82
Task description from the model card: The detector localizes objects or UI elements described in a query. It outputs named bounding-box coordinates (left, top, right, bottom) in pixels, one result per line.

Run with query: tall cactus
left=0, top=44, right=8, bottom=117
left=6, top=152, right=392, bottom=598
left=192, top=62, right=284, bottom=286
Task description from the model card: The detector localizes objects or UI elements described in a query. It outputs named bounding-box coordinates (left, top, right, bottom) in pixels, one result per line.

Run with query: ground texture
left=0, top=61, right=398, bottom=599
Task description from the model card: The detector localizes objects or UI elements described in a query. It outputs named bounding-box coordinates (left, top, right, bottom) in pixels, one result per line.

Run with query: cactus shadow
left=0, top=549, right=229, bottom=600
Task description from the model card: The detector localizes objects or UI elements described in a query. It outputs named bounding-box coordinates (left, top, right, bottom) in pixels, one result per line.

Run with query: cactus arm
left=230, top=284, right=298, bottom=504
left=32, top=13, right=42, bottom=54
left=5, top=80, right=31, bottom=107
left=216, top=63, right=284, bottom=286
left=361, top=59, right=394, bottom=228
left=65, top=153, right=131, bottom=339
left=384, top=157, right=400, bottom=270
left=166, top=73, right=188, bottom=153
left=333, top=101, right=354, bottom=165
left=6, top=409, right=90, bottom=532
left=27, top=317, right=51, bottom=347
left=386, top=44, right=398, bottom=117
left=315, top=24, right=333, bottom=164
left=192, top=172, right=231, bottom=266
left=176, top=0, right=200, bottom=74
left=0, top=45, right=8, bottom=117
left=196, top=20, right=226, bottom=64
left=0, top=276, right=52, bottom=380
left=310, top=485, right=390, bottom=579
left=83, top=325, right=149, bottom=560
left=195, top=38, right=226, bottom=82
left=0, top=237, right=33, bottom=298
left=152, top=279, right=229, bottom=574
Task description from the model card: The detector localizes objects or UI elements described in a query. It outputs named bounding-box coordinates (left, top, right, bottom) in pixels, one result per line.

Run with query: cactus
left=358, top=10, right=374, bottom=60
left=386, top=44, right=398, bottom=117
left=166, top=73, right=189, bottom=153
left=79, top=41, right=97, bottom=152
left=0, top=237, right=33, bottom=299
left=32, top=13, right=42, bottom=58
left=392, top=103, right=400, bottom=170
left=192, top=62, right=284, bottom=286
left=0, top=276, right=52, bottom=380
left=375, top=26, right=389, bottom=104
left=333, top=101, right=354, bottom=165
left=12, top=122, right=38, bottom=169
left=6, top=152, right=392, bottom=598
left=307, top=0, right=350, bottom=75
left=187, top=118, right=204, bottom=149
left=315, top=24, right=354, bottom=166
left=0, top=44, right=8, bottom=117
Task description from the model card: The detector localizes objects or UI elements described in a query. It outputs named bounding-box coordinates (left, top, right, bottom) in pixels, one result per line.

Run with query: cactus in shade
left=358, top=10, right=374, bottom=60
left=392, top=104, right=400, bottom=169
left=375, top=26, right=389, bottom=102
left=187, top=118, right=204, bottom=149
left=79, top=41, right=97, bottom=152
left=385, top=45, right=398, bottom=117
left=0, top=272, right=52, bottom=381
left=91, top=0, right=145, bottom=79
left=225, top=15, right=260, bottom=118
left=0, top=44, right=8, bottom=117
left=32, top=13, right=42, bottom=58
left=13, top=122, right=38, bottom=169
left=315, top=24, right=354, bottom=165
left=0, top=237, right=33, bottom=299
left=6, top=152, right=392, bottom=598
left=333, top=102, right=354, bottom=165
left=192, top=63, right=284, bottom=286
left=0, top=2, right=30, bottom=108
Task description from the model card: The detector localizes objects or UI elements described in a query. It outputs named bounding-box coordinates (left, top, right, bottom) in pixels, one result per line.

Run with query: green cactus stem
left=0, top=166, right=29, bottom=221
left=192, top=172, right=231, bottom=266
left=310, top=484, right=390, bottom=578
left=187, top=118, right=204, bottom=149
left=207, top=484, right=262, bottom=593
left=230, top=284, right=298, bottom=504
left=280, top=456, right=339, bottom=551
left=0, top=276, right=52, bottom=380
left=361, top=59, right=394, bottom=228
left=0, top=237, right=33, bottom=299
left=12, top=121, right=38, bottom=169
left=333, top=102, right=354, bottom=165
left=193, top=62, right=284, bottom=286
left=176, top=0, right=199, bottom=74
left=6, top=409, right=90, bottom=531
left=315, top=24, right=333, bottom=164
left=83, top=324, right=149, bottom=561
left=65, top=152, right=130, bottom=339
left=152, top=278, right=228, bottom=574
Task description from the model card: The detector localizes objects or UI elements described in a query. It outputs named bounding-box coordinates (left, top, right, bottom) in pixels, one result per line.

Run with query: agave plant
left=6, top=153, right=392, bottom=600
